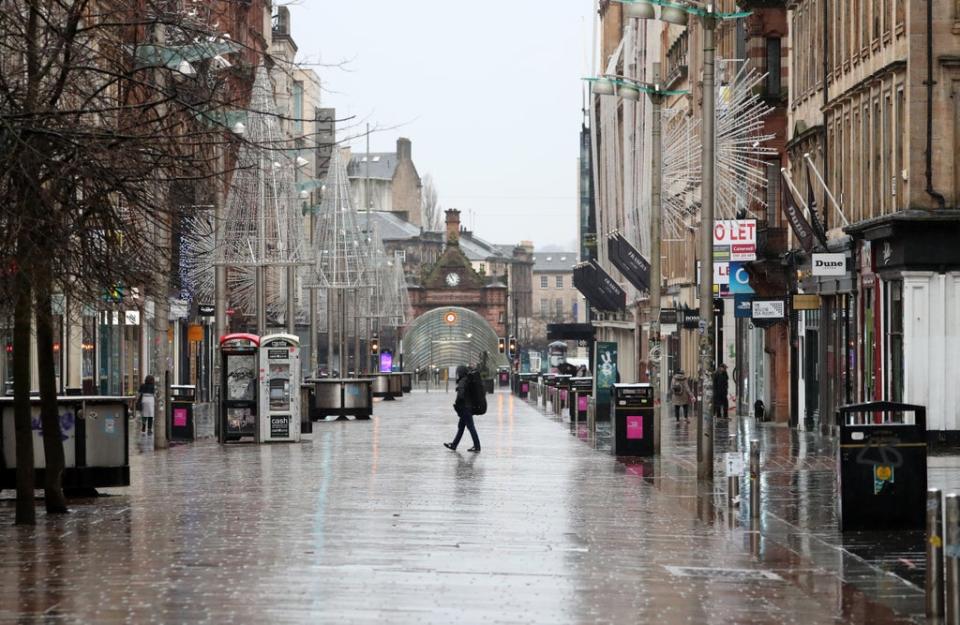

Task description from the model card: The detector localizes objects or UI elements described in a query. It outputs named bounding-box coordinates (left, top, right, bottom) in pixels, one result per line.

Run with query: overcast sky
left=289, top=0, right=594, bottom=252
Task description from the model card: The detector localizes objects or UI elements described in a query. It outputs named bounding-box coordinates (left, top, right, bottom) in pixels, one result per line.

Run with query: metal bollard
left=946, top=493, right=960, bottom=624
left=929, top=488, right=945, bottom=618
left=728, top=434, right=740, bottom=506
left=749, top=440, right=760, bottom=522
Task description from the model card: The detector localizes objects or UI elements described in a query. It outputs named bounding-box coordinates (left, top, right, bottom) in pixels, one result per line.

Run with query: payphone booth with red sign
left=219, top=333, right=259, bottom=444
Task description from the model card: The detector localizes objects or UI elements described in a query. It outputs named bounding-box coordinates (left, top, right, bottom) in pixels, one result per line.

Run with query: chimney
left=397, top=137, right=412, bottom=162
left=445, top=209, right=461, bottom=246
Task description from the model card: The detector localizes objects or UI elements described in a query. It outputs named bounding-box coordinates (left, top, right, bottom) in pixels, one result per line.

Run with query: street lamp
left=613, top=0, right=750, bottom=481
left=588, top=70, right=687, bottom=457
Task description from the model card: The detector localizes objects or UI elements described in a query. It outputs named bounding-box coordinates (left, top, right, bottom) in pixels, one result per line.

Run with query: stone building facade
left=530, top=253, right=579, bottom=347
left=347, top=138, right=424, bottom=226
left=408, top=210, right=508, bottom=338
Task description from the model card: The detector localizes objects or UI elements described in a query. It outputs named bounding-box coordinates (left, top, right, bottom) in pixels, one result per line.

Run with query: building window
left=540, top=298, right=549, bottom=314
left=555, top=299, right=563, bottom=318
left=540, top=275, right=548, bottom=288
left=395, top=250, right=405, bottom=263
left=765, top=161, right=779, bottom=226
left=499, top=311, right=504, bottom=324
left=478, top=263, right=485, bottom=274
left=555, top=275, right=563, bottom=288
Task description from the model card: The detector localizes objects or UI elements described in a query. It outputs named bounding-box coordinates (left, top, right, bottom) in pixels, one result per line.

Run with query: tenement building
left=788, top=0, right=960, bottom=435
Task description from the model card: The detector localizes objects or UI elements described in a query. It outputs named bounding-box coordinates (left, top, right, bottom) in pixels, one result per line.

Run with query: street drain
left=664, top=566, right=783, bottom=582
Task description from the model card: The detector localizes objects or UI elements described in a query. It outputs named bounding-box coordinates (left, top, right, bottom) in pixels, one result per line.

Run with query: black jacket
left=454, top=374, right=473, bottom=413
left=713, top=370, right=729, bottom=396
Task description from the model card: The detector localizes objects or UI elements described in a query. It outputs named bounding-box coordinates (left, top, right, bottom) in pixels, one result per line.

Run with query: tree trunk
left=12, top=255, right=36, bottom=525
left=35, top=269, right=68, bottom=513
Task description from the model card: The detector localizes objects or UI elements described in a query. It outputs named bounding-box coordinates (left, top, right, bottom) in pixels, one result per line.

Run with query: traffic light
left=498, top=338, right=506, bottom=353
left=508, top=336, right=517, bottom=356
left=370, top=337, right=379, bottom=355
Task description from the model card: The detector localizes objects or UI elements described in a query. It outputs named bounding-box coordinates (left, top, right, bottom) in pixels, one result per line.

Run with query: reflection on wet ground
left=0, top=390, right=931, bottom=623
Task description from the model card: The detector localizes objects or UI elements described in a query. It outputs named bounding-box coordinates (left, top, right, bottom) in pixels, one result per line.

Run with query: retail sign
left=812, top=253, right=847, bottom=276
left=659, top=308, right=678, bottom=325
left=198, top=303, right=215, bottom=316
left=607, top=233, right=651, bottom=291
left=793, top=294, right=821, bottom=310
left=712, top=220, right=757, bottom=261
left=729, top=262, right=755, bottom=295
left=714, top=262, right=730, bottom=285
left=751, top=299, right=786, bottom=320
left=734, top=295, right=754, bottom=318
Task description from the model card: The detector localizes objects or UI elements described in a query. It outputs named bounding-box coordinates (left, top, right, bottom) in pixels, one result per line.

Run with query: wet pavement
left=0, top=388, right=938, bottom=624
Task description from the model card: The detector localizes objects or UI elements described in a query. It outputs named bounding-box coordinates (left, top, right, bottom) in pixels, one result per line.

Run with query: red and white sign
left=713, top=220, right=757, bottom=261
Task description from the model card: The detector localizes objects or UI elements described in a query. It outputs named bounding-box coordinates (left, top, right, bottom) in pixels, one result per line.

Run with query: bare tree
left=420, top=174, right=443, bottom=231
left=0, top=0, right=264, bottom=523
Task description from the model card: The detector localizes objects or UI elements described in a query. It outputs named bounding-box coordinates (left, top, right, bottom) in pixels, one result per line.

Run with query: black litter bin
left=837, top=401, right=927, bottom=531
left=569, top=377, right=592, bottom=422
left=169, top=385, right=196, bottom=442
left=610, top=383, right=654, bottom=456
left=518, top=374, right=534, bottom=399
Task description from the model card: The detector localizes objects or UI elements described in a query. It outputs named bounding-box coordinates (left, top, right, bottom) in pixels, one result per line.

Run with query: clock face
left=445, top=272, right=461, bottom=287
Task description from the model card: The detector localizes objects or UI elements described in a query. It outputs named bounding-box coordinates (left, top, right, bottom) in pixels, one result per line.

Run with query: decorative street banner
left=806, top=172, right=829, bottom=249
left=607, top=233, right=651, bottom=292
left=595, top=341, right=619, bottom=391
left=780, top=171, right=816, bottom=252
left=594, top=341, right=619, bottom=421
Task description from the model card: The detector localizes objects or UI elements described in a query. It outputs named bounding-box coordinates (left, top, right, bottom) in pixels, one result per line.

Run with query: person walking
left=444, top=365, right=481, bottom=453
left=137, top=375, right=157, bottom=435
left=670, top=370, right=693, bottom=422
left=713, top=363, right=730, bottom=421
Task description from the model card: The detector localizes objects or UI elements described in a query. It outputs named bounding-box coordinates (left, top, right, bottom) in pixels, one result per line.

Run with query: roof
left=347, top=152, right=398, bottom=181
left=533, top=252, right=577, bottom=273
left=356, top=211, right=421, bottom=241
left=459, top=233, right=512, bottom=263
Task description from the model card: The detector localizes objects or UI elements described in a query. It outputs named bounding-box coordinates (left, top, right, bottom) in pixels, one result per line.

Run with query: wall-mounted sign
left=729, top=262, right=755, bottom=295
left=198, top=303, right=215, bottom=317
left=734, top=295, right=754, bottom=318
left=792, top=294, right=821, bottom=310
left=659, top=308, right=678, bottom=325
left=752, top=299, right=786, bottom=319
left=607, top=234, right=650, bottom=291
left=712, top=220, right=757, bottom=261
left=812, top=253, right=847, bottom=276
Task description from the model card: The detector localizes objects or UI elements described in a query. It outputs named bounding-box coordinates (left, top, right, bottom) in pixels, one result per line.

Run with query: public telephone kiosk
left=259, top=333, right=301, bottom=443
left=219, top=333, right=260, bottom=444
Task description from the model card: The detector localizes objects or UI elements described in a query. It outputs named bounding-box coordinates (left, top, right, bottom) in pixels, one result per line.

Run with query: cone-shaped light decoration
left=592, top=78, right=615, bottom=96
left=619, top=83, right=641, bottom=101
left=624, top=1, right=655, bottom=19
left=660, top=5, right=690, bottom=25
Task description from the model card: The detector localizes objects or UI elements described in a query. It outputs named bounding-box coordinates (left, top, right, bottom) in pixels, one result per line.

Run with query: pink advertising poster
left=173, top=408, right=188, bottom=428
left=626, top=415, right=644, bottom=440
left=578, top=396, right=588, bottom=412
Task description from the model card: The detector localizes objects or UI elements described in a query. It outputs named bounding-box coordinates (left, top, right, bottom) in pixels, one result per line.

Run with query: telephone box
left=259, top=334, right=301, bottom=443
left=219, top=333, right=259, bottom=443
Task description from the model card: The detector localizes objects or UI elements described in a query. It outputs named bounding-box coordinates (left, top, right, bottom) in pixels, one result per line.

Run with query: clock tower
left=407, top=209, right=508, bottom=337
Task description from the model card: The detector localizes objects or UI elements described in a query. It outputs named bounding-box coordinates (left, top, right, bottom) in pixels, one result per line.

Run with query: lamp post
left=589, top=66, right=680, bottom=455
left=612, top=0, right=749, bottom=480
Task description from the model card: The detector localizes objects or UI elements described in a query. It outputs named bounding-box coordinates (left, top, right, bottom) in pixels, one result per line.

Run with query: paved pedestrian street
left=0, top=390, right=927, bottom=624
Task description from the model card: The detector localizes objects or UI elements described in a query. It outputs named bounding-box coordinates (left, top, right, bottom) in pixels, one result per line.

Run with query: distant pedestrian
left=713, top=363, right=730, bottom=420
left=670, top=370, right=693, bottom=421
left=137, top=375, right=156, bottom=435
left=575, top=365, right=589, bottom=377
left=444, top=365, right=481, bottom=453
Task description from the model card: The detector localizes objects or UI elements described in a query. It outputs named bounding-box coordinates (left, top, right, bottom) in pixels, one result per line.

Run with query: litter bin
left=300, top=384, right=313, bottom=434
left=610, top=383, right=655, bottom=456
left=498, top=367, right=510, bottom=388
left=569, top=377, right=592, bottom=422
left=169, top=385, right=196, bottom=442
left=837, top=401, right=927, bottom=531
left=517, top=373, right=534, bottom=400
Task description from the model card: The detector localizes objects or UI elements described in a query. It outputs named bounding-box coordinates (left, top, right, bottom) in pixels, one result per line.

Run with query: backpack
left=672, top=382, right=683, bottom=395
left=469, top=369, right=487, bottom=415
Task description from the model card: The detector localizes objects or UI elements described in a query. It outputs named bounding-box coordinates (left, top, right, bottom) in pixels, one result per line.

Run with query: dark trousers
left=452, top=407, right=480, bottom=450
left=713, top=393, right=729, bottom=420
left=674, top=404, right=689, bottom=420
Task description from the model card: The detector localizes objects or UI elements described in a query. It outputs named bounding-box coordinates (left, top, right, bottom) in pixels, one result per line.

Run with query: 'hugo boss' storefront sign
left=812, top=253, right=847, bottom=276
